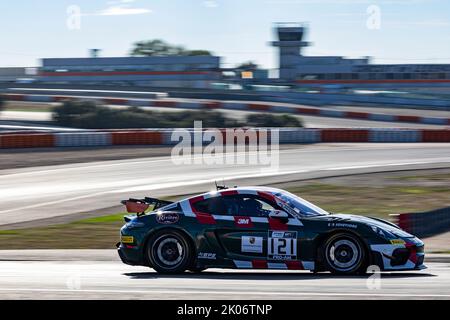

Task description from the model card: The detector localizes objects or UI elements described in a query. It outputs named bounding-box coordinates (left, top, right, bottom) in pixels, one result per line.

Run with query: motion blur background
left=0, top=0, right=449, bottom=299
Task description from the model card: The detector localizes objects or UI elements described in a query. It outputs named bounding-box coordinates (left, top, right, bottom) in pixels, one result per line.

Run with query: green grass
left=3, top=103, right=54, bottom=112
left=0, top=213, right=127, bottom=250
left=284, top=183, right=450, bottom=217
left=0, top=180, right=448, bottom=250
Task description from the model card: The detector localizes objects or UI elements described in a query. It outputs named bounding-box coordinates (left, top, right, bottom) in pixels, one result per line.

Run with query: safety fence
left=2, top=93, right=450, bottom=126
left=394, top=207, right=450, bottom=238
left=1, top=128, right=450, bottom=148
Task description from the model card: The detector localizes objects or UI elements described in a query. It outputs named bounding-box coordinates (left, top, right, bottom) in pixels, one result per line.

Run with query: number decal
left=268, top=231, right=297, bottom=260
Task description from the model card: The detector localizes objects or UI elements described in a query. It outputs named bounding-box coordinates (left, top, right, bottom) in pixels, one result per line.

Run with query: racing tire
left=146, top=229, right=193, bottom=274
left=322, top=233, right=367, bottom=275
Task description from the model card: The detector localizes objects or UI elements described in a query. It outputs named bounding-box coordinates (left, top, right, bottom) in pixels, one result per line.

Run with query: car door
left=212, top=194, right=302, bottom=264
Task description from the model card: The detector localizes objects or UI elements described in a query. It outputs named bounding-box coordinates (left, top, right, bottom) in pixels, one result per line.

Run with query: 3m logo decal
left=234, top=216, right=254, bottom=228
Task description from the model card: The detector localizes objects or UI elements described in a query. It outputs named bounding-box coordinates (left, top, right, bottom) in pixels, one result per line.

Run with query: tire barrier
left=394, top=207, right=450, bottom=238
left=55, top=132, right=111, bottom=147
left=0, top=133, right=54, bottom=148
left=1, top=128, right=449, bottom=149
left=2, top=93, right=450, bottom=126
left=111, top=131, right=163, bottom=146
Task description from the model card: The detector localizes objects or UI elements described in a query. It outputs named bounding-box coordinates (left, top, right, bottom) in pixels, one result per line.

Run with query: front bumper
left=371, top=240, right=425, bottom=271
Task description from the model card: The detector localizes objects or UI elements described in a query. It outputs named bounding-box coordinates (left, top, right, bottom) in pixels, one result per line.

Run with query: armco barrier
left=2, top=93, right=450, bottom=126
left=0, top=128, right=450, bottom=149
left=394, top=207, right=450, bottom=238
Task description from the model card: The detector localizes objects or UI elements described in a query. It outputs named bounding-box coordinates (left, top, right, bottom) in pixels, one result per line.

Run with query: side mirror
left=269, top=210, right=289, bottom=223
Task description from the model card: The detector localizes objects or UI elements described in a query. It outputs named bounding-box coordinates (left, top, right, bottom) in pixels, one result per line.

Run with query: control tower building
left=271, top=23, right=310, bottom=81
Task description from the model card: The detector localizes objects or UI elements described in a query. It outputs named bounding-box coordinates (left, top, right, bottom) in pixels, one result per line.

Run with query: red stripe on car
left=195, top=212, right=216, bottom=225
left=257, top=191, right=275, bottom=203
left=285, top=261, right=304, bottom=270
left=268, top=217, right=288, bottom=230
left=252, top=260, right=268, bottom=269
left=405, top=243, right=418, bottom=264
left=220, top=190, right=239, bottom=196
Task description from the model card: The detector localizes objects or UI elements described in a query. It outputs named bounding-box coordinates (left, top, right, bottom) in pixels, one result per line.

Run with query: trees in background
left=236, top=61, right=259, bottom=71
left=0, top=95, right=4, bottom=113
left=130, top=39, right=212, bottom=57
left=53, top=100, right=303, bottom=129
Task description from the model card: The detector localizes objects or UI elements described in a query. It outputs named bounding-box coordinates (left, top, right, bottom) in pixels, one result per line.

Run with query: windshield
left=273, top=191, right=329, bottom=217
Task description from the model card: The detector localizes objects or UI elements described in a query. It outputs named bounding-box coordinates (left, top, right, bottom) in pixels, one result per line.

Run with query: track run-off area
left=0, top=250, right=448, bottom=300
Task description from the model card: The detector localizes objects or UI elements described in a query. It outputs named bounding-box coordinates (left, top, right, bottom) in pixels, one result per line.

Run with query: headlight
left=370, top=225, right=397, bottom=239
left=126, top=220, right=145, bottom=229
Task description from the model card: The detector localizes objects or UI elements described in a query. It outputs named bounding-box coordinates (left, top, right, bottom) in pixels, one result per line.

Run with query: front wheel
left=322, top=233, right=366, bottom=275
left=146, top=230, right=193, bottom=274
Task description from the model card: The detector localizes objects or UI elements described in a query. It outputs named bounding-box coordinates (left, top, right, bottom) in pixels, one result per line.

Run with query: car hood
left=311, top=213, right=414, bottom=238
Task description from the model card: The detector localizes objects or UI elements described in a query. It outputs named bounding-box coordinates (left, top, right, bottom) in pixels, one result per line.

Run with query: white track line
left=0, top=288, right=449, bottom=298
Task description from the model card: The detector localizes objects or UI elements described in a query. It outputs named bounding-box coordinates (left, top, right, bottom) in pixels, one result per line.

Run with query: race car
left=117, top=186, right=425, bottom=274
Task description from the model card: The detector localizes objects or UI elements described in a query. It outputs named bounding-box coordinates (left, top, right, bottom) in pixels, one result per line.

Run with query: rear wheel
left=322, top=233, right=366, bottom=275
left=146, top=230, right=193, bottom=274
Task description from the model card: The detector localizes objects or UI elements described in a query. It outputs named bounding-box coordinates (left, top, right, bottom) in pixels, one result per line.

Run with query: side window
left=192, top=194, right=283, bottom=217
left=237, top=196, right=278, bottom=217
left=193, top=197, right=230, bottom=215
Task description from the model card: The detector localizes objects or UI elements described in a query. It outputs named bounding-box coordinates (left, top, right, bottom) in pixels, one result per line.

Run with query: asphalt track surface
left=1, top=143, right=450, bottom=228
left=0, top=250, right=448, bottom=300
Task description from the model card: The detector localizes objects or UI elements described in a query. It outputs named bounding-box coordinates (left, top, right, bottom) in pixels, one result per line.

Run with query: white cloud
left=98, top=5, right=151, bottom=16
left=203, top=1, right=219, bottom=8
left=87, top=1, right=151, bottom=16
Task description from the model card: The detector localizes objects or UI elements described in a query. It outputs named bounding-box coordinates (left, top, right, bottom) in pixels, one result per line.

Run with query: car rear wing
left=121, top=197, right=174, bottom=215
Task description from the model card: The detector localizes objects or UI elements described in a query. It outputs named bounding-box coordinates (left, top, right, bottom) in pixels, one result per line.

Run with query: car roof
left=183, top=186, right=285, bottom=201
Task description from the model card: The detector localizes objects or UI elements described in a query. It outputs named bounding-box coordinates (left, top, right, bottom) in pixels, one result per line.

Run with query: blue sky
left=0, top=0, right=449, bottom=68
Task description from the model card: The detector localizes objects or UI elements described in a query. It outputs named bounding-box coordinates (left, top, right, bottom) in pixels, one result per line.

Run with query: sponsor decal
left=268, top=231, right=297, bottom=261
left=328, top=222, right=357, bottom=229
left=121, top=236, right=134, bottom=244
left=198, top=252, right=217, bottom=260
left=234, top=216, right=254, bottom=228
left=390, top=239, right=406, bottom=245
left=156, top=212, right=180, bottom=224
left=241, top=236, right=263, bottom=253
